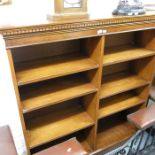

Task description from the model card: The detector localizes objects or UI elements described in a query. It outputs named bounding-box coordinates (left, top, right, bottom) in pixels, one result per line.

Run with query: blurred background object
left=0, top=0, right=11, bottom=5
left=113, top=0, right=145, bottom=16
left=143, top=0, right=155, bottom=11
left=144, top=4, right=155, bottom=11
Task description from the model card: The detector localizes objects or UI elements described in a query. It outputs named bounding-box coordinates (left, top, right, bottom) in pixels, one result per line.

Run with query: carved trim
left=4, top=20, right=155, bottom=48
left=1, top=14, right=155, bottom=38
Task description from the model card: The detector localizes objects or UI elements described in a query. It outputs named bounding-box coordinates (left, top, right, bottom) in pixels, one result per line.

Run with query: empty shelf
left=97, top=121, right=136, bottom=150
left=15, top=54, right=99, bottom=86
left=21, top=76, right=98, bottom=113
left=99, top=93, right=144, bottom=119
left=100, top=72, right=149, bottom=99
left=103, top=45, right=155, bottom=66
left=26, top=103, right=94, bottom=149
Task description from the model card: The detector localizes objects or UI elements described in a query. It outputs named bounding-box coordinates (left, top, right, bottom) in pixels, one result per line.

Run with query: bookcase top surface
left=1, top=11, right=155, bottom=36
left=2, top=11, right=155, bottom=48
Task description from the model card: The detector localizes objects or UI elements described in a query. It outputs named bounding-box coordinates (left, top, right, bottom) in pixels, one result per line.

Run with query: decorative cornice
left=1, top=14, right=155, bottom=38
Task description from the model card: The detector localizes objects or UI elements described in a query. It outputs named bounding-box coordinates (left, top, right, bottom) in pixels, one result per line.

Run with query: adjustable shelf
left=100, top=72, right=149, bottom=99
left=20, top=74, right=98, bottom=113
left=26, top=101, right=94, bottom=149
left=99, top=92, right=144, bottom=119
left=15, top=54, right=98, bottom=86
left=97, top=114, right=137, bottom=150
left=103, top=45, right=155, bottom=66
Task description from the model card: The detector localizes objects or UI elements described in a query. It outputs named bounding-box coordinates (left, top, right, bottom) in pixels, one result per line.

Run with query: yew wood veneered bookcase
left=1, top=13, right=155, bottom=154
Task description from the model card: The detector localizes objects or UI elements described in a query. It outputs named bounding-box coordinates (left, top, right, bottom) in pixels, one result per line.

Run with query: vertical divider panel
left=7, top=49, right=30, bottom=155
left=82, top=36, right=105, bottom=149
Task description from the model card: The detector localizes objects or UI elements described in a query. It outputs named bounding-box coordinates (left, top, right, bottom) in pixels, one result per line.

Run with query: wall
left=0, top=0, right=119, bottom=26
left=0, top=37, right=26, bottom=155
left=0, top=0, right=153, bottom=25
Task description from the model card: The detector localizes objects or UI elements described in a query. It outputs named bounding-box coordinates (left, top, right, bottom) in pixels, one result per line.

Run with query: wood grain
left=97, top=120, right=136, bottom=150
left=99, top=93, right=144, bottom=119
left=4, top=16, right=155, bottom=153
left=26, top=102, right=94, bottom=149
left=80, top=140, right=93, bottom=153
left=7, top=50, right=31, bottom=155
left=21, top=75, right=98, bottom=113
left=103, top=45, right=155, bottom=66
left=82, top=36, right=105, bottom=149
left=15, top=53, right=98, bottom=86
left=100, top=72, right=149, bottom=99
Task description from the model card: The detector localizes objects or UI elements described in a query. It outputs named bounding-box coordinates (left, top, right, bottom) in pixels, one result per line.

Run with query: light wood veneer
left=5, top=16, right=155, bottom=155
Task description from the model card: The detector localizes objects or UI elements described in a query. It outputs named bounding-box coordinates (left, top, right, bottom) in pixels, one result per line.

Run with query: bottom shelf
left=30, top=127, right=93, bottom=154
left=97, top=114, right=137, bottom=150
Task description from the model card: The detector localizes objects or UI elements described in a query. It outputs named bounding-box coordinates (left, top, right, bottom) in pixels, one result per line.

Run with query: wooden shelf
left=26, top=103, right=94, bottom=149
left=21, top=75, right=98, bottom=113
left=15, top=54, right=99, bottom=86
left=99, top=93, right=144, bottom=119
left=100, top=72, right=149, bottom=99
left=103, top=45, right=155, bottom=66
left=96, top=120, right=136, bottom=150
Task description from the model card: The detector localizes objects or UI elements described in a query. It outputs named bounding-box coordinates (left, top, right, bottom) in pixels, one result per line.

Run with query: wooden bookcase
left=7, top=26, right=155, bottom=154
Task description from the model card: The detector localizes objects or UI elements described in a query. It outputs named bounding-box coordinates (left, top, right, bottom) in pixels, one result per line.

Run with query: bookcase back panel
left=135, top=30, right=155, bottom=51
left=102, top=58, right=155, bottom=82
left=99, top=87, right=146, bottom=119
left=24, top=98, right=81, bottom=121
left=105, top=30, right=155, bottom=49
left=12, top=36, right=102, bottom=63
left=102, top=62, right=130, bottom=77
left=96, top=111, right=137, bottom=150
left=12, top=40, right=81, bottom=63
left=105, top=32, right=135, bottom=48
